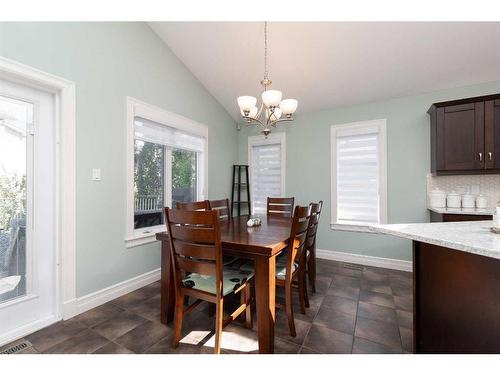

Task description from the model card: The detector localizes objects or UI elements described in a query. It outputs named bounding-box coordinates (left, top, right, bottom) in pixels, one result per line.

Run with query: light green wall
left=2, top=22, right=500, bottom=288
left=0, top=22, right=238, bottom=297
left=238, top=81, right=500, bottom=261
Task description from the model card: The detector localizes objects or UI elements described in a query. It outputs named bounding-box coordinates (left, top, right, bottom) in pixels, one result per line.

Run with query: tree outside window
left=171, top=149, right=197, bottom=207
left=133, top=141, right=198, bottom=229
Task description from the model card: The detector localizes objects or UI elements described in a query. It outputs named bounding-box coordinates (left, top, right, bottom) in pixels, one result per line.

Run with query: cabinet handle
left=479, top=152, right=483, bottom=161
left=489, top=152, right=493, bottom=161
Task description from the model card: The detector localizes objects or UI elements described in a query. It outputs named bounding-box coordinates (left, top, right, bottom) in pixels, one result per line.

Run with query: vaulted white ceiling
left=149, top=22, right=500, bottom=121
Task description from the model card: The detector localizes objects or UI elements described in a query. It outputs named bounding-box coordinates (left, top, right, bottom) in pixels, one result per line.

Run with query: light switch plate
left=91, top=168, right=101, bottom=181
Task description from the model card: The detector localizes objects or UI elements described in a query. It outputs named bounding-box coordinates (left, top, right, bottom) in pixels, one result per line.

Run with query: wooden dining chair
left=164, top=208, right=253, bottom=354
left=176, top=200, right=210, bottom=211
left=207, top=198, right=231, bottom=221
left=239, top=205, right=310, bottom=337
left=267, top=197, right=295, bottom=218
left=206, top=198, right=240, bottom=269
left=176, top=199, right=236, bottom=266
left=305, top=201, right=323, bottom=295
left=276, top=205, right=311, bottom=337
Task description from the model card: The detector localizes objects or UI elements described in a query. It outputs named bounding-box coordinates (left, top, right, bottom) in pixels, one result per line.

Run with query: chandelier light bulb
left=237, top=96, right=257, bottom=112
left=241, top=106, right=258, bottom=118
left=267, top=107, right=282, bottom=121
left=261, top=90, right=282, bottom=108
left=280, top=99, right=298, bottom=115
left=249, top=106, right=258, bottom=117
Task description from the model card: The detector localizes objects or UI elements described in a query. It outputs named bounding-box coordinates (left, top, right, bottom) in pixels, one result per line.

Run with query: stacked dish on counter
left=428, top=188, right=489, bottom=210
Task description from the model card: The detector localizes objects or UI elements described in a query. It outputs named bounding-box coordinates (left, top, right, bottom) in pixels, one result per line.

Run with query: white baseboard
left=62, top=298, right=78, bottom=320
left=0, top=269, right=160, bottom=346
left=63, top=268, right=161, bottom=319
left=316, top=249, right=412, bottom=272
left=0, top=315, right=59, bottom=347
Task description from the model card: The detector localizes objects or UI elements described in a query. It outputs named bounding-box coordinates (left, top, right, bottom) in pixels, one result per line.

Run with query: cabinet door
left=485, top=100, right=500, bottom=169
left=436, top=102, right=484, bottom=171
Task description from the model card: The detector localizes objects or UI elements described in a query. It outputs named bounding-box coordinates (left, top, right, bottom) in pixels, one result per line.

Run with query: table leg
left=254, top=255, right=276, bottom=354
left=160, top=240, right=175, bottom=324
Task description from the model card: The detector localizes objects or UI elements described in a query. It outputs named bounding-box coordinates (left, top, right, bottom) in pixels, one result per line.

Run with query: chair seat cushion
left=239, top=255, right=297, bottom=280
left=239, top=261, right=254, bottom=273
left=275, top=257, right=298, bottom=280
left=181, top=267, right=253, bottom=296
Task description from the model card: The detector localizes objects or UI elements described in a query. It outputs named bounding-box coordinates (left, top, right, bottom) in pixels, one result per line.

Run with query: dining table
left=156, top=214, right=292, bottom=354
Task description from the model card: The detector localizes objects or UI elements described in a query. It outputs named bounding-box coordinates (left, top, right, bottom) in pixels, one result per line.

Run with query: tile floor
left=0, top=259, right=413, bottom=354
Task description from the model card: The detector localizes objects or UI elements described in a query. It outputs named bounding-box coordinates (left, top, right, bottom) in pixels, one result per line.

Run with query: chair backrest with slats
left=267, top=197, right=295, bottom=218
left=176, top=200, right=210, bottom=211
left=305, top=201, right=323, bottom=252
left=208, top=198, right=231, bottom=221
left=283, top=205, right=311, bottom=280
left=165, top=208, right=223, bottom=297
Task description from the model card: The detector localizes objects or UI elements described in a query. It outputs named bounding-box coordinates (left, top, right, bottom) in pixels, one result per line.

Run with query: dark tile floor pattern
left=1, top=259, right=413, bottom=354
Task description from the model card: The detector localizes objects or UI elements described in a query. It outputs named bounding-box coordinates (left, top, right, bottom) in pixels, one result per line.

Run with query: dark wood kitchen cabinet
left=485, top=99, right=500, bottom=169
left=430, top=211, right=492, bottom=222
left=429, top=93, right=500, bottom=175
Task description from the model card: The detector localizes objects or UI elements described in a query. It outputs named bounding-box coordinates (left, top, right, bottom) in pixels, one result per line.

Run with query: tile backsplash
left=427, top=173, right=500, bottom=208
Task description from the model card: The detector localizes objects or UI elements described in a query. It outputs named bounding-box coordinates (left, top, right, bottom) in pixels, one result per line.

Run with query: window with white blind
left=248, top=133, right=286, bottom=214
left=331, top=119, right=387, bottom=228
left=126, top=97, right=208, bottom=247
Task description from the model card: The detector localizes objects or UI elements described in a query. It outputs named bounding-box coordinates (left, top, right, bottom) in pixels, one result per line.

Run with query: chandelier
left=237, top=22, right=298, bottom=137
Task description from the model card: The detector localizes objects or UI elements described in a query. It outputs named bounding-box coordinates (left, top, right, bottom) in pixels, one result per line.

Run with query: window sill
left=330, top=223, right=375, bottom=233
left=125, top=225, right=165, bottom=248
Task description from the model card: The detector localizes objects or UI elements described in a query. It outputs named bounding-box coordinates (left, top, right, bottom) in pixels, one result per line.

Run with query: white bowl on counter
left=429, top=188, right=446, bottom=208
left=476, top=195, right=488, bottom=209
left=461, top=193, right=476, bottom=209
left=446, top=191, right=461, bottom=208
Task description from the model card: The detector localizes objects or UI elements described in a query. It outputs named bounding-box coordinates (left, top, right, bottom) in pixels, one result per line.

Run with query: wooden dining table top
left=156, top=214, right=292, bottom=257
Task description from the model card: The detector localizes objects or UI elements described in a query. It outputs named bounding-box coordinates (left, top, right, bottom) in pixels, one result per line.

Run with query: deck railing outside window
left=134, top=195, right=161, bottom=213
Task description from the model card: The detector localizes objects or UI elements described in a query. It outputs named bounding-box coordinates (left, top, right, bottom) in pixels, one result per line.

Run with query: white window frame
left=330, top=119, right=387, bottom=231
left=125, top=97, right=208, bottom=247
left=248, top=132, right=286, bottom=215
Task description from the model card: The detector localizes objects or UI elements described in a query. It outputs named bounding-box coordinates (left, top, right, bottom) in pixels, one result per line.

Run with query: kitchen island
left=369, top=220, right=500, bottom=354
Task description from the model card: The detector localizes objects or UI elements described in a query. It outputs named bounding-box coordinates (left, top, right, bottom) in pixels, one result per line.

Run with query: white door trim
left=0, top=57, right=77, bottom=325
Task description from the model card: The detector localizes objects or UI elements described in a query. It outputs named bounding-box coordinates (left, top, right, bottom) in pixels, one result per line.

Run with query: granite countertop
left=369, top=220, right=500, bottom=260
left=428, top=206, right=494, bottom=215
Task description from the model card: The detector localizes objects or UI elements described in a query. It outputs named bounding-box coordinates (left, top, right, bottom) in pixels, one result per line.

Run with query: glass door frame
left=0, top=92, right=35, bottom=307
left=0, top=57, right=76, bottom=347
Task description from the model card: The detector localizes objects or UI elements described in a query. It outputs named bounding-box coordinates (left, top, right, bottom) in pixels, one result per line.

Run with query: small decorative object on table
left=246, top=218, right=262, bottom=227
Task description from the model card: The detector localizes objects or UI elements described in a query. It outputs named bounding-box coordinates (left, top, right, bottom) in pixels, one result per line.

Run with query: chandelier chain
left=264, top=21, right=268, bottom=81
left=237, top=21, right=297, bottom=137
